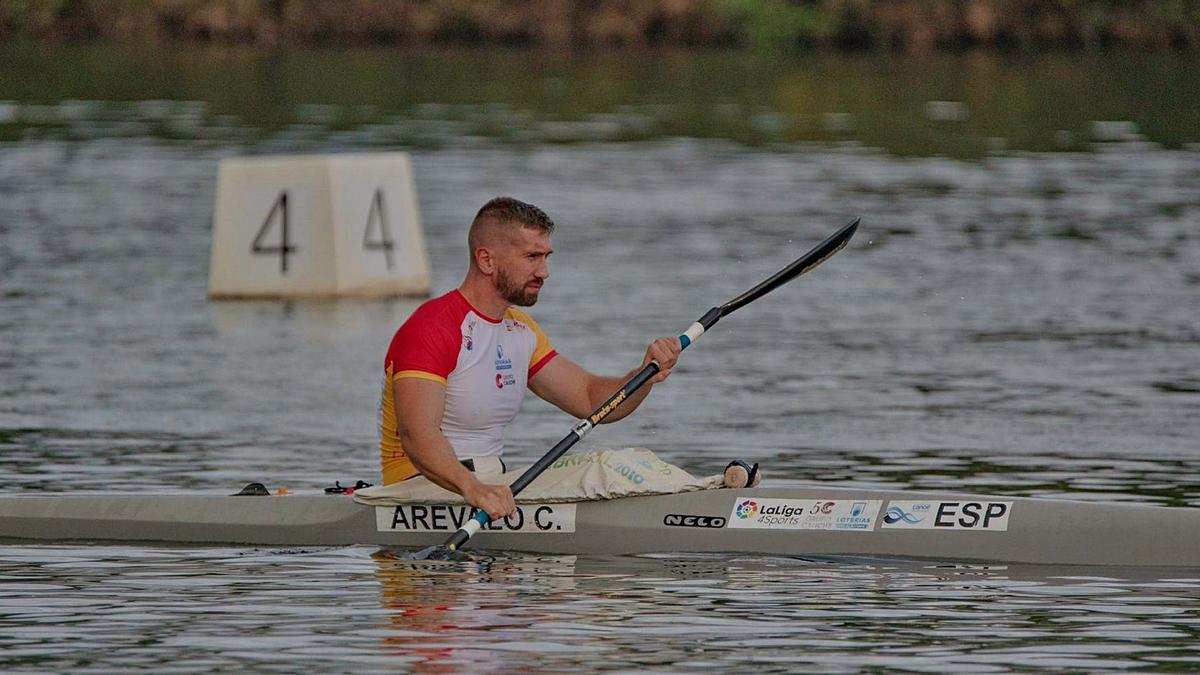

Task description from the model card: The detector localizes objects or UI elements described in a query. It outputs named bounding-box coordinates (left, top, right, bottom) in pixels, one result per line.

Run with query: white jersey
left=379, top=289, right=557, bottom=484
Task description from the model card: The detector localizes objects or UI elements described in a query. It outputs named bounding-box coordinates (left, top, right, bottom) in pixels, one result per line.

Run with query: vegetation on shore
left=1, top=0, right=1198, bottom=51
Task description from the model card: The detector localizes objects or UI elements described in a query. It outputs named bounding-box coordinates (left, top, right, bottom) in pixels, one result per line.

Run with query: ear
left=475, top=246, right=495, bottom=274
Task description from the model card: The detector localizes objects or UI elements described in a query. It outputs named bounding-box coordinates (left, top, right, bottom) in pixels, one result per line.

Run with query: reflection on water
left=1, top=45, right=1198, bottom=156
left=211, top=299, right=422, bottom=342
left=3, top=546, right=1200, bottom=672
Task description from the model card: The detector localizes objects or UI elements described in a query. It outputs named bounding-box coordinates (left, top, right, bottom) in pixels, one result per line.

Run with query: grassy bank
left=1, top=0, right=1198, bottom=51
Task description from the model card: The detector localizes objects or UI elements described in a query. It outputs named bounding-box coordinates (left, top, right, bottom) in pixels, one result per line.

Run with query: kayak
left=1, top=485, right=1197, bottom=567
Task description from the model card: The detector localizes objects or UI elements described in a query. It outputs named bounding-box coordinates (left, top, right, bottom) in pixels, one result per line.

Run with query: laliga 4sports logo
left=735, top=499, right=759, bottom=519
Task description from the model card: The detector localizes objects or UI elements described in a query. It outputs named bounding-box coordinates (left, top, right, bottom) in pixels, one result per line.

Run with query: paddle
left=415, top=217, right=861, bottom=560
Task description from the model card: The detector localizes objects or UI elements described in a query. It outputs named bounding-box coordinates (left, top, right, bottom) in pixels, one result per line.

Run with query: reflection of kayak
left=1, top=486, right=1198, bottom=567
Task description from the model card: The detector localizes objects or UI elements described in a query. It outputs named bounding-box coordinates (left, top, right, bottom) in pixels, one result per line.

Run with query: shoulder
left=402, top=290, right=472, bottom=333
left=386, top=291, right=470, bottom=377
left=506, top=307, right=557, bottom=373
left=505, top=307, right=547, bottom=334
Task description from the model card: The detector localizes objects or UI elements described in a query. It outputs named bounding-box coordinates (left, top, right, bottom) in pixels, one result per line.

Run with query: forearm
left=586, top=365, right=654, bottom=424
left=530, top=344, right=677, bottom=423
left=400, top=428, right=480, bottom=496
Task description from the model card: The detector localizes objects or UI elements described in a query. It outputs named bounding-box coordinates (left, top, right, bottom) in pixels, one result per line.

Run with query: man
left=379, top=197, right=681, bottom=521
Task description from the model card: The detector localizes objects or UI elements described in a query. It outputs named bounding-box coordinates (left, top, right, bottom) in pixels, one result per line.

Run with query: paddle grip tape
left=465, top=514, right=486, bottom=536
left=446, top=510, right=487, bottom=550
left=678, top=322, right=705, bottom=350
left=680, top=307, right=721, bottom=350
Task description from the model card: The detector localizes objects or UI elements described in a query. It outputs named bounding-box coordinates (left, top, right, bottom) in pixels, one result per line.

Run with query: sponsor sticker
left=376, top=504, right=576, bottom=533
left=881, top=501, right=1012, bottom=531
left=727, top=497, right=881, bottom=531
left=663, top=514, right=727, bottom=528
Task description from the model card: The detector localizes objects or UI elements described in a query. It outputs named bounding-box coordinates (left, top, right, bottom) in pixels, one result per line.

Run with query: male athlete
left=379, top=197, right=681, bottom=521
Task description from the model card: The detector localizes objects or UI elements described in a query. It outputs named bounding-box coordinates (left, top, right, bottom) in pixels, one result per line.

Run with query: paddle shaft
left=438, top=217, right=861, bottom=554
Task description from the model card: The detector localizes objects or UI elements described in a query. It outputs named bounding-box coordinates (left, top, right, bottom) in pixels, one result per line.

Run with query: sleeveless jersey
left=378, top=289, right=557, bottom=484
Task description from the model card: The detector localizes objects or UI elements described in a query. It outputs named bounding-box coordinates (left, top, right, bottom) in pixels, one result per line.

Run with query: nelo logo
left=664, top=514, right=727, bottom=528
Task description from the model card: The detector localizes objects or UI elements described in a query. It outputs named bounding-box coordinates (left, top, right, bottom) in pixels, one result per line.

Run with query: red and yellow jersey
left=378, top=289, right=557, bottom=484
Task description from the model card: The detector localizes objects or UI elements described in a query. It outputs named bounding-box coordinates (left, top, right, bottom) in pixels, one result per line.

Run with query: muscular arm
left=393, top=377, right=515, bottom=518
left=529, top=338, right=680, bottom=423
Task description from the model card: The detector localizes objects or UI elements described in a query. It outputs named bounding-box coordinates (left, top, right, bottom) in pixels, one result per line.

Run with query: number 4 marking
left=251, top=191, right=296, bottom=274
left=363, top=188, right=396, bottom=271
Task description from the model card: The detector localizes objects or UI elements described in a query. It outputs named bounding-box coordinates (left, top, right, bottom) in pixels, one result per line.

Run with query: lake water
left=1, top=45, right=1199, bottom=671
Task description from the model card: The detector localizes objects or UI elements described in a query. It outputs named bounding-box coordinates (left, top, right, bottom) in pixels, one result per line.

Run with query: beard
left=495, top=265, right=541, bottom=307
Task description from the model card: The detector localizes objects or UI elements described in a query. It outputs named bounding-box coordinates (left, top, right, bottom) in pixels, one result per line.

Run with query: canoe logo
left=880, top=501, right=1010, bottom=531
left=884, top=505, right=924, bottom=525
left=735, top=499, right=759, bottom=519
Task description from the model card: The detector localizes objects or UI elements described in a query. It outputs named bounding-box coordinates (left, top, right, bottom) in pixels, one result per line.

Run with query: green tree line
left=2, top=0, right=1198, bottom=50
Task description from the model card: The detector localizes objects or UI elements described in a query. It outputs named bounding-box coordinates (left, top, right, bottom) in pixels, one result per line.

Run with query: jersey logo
left=496, top=343, right=516, bottom=389
left=495, top=344, right=512, bottom=371
left=463, top=319, right=476, bottom=351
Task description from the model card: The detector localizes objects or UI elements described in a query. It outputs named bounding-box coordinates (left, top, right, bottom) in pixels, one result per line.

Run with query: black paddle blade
left=424, top=545, right=457, bottom=561
left=402, top=544, right=455, bottom=561
left=720, top=217, right=860, bottom=316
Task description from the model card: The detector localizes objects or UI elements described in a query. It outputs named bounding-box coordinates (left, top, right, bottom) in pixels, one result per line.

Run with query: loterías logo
left=735, top=499, right=758, bottom=519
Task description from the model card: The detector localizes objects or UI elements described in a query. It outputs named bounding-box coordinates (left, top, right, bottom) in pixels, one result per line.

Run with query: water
left=5, top=548, right=1200, bottom=673
left=2, top=46, right=1200, bottom=671
left=2, top=44, right=1199, bottom=155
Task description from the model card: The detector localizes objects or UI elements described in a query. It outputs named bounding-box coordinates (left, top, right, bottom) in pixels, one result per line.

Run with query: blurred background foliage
left=1, top=0, right=1198, bottom=51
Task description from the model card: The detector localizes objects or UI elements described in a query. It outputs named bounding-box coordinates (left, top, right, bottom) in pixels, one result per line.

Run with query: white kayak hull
left=1, top=486, right=1198, bottom=567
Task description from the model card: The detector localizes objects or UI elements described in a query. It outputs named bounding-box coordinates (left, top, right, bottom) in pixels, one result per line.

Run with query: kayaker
left=378, top=197, right=681, bottom=520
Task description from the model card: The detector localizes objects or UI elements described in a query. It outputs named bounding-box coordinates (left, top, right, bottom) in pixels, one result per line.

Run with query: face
left=492, top=227, right=552, bottom=307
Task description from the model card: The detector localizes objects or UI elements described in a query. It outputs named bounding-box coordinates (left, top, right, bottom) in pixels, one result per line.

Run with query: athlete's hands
left=643, top=337, right=682, bottom=384
left=463, top=480, right=517, bottom=521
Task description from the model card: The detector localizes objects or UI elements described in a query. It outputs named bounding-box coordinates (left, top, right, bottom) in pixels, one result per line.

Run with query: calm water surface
left=2, top=46, right=1200, bottom=672
left=6, top=547, right=1200, bottom=672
